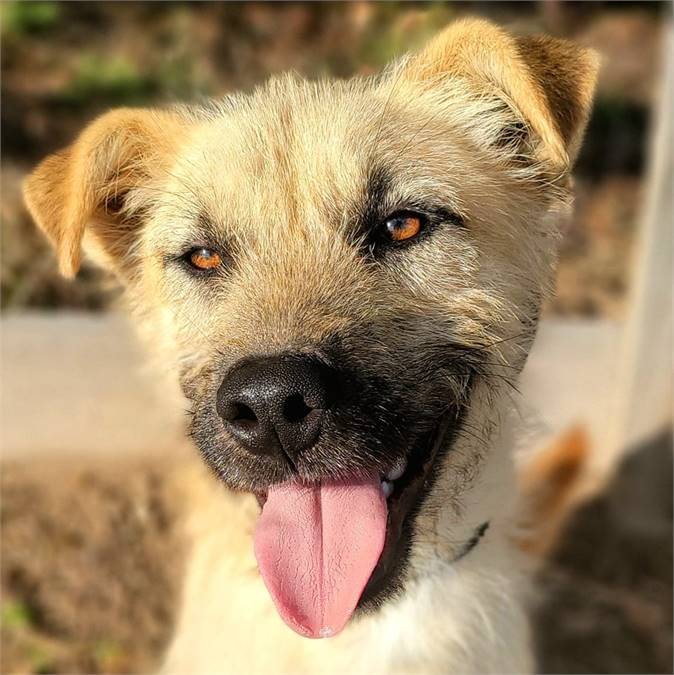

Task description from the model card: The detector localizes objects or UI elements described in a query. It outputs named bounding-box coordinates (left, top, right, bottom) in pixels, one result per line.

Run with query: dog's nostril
left=233, top=402, right=257, bottom=421
left=217, top=354, right=336, bottom=459
left=231, top=402, right=258, bottom=427
left=283, top=393, right=313, bottom=423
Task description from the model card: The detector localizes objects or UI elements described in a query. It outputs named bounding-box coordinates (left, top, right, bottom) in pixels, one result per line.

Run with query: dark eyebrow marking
left=352, top=165, right=464, bottom=257
left=195, top=211, right=224, bottom=242
left=184, top=211, right=240, bottom=258
left=351, top=165, right=394, bottom=245
left=162, top=210, right=235, bottom=268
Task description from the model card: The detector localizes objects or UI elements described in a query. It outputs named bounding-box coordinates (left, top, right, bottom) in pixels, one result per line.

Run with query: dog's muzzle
left=216, top=353, right=339, bottom=466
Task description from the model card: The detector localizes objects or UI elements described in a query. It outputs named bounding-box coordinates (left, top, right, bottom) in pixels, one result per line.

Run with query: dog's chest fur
left=162, top=412, right=533, bottom=675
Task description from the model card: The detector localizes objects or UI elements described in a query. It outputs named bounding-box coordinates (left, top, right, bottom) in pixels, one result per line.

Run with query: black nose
left=216, top=355, right=336, bottom=463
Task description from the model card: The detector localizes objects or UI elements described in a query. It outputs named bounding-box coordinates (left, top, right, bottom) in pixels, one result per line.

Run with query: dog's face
left=25, top=19, right=597, bottom=637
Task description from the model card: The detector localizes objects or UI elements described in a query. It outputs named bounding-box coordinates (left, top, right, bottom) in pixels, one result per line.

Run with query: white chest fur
left=162, top=439, right=533, bottom=675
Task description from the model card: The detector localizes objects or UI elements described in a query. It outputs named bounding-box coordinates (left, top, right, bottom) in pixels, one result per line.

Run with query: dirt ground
left=2, top=436, right=671, bottom=675
left=1, top=459, right=186, bottom=674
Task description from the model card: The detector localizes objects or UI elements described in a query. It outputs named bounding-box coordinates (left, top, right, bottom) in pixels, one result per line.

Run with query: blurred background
left=1, top=2, right=671, bottom=673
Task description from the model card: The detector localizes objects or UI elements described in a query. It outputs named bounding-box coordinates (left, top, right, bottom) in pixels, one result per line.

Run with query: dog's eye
left=187, top=247, right=222, bottom=271
left=382, top=211, right=425, bottom=243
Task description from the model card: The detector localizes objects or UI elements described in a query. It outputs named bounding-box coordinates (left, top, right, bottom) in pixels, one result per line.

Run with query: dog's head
left=24, top=19, right=597, bottom=638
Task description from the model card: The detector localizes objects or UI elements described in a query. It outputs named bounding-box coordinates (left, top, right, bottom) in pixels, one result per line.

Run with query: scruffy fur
left=24, top=18, right=598, bottom=674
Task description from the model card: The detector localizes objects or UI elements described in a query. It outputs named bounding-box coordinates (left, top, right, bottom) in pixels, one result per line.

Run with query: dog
left=24, top=17, right=598, bottom=674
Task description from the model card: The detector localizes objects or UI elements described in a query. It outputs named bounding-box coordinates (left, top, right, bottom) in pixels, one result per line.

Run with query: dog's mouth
left=251, top=410, right=459, bottom=639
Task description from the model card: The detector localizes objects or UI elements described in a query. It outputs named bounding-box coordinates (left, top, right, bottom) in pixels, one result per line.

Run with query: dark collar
left=454, top=521, right=490, bottom=562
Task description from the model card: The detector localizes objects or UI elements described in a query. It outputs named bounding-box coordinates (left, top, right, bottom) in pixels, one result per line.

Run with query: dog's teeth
left=386, top=458, right=407, bottom=482
left=381, top=480, right=394, bottom=498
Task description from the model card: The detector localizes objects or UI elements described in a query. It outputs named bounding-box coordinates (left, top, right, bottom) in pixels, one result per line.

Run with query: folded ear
left=401, top=18, right=599, bottom=173
left=23, top=108, right=186, bottom=278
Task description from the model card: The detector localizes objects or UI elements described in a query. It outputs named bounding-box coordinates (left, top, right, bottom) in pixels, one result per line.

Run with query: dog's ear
left=23, top=108, right=186, bottom=278
left=401, top=18, right=599, bottom=172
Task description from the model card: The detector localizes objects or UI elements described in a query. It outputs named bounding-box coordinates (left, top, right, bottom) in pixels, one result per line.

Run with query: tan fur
left=24, top=18, right=598, bottom=674
left=23, top=108, right=186, bottom=277
left=400, top=18, right=598, bottom=170
left=516, top=426, right=590, bottom=558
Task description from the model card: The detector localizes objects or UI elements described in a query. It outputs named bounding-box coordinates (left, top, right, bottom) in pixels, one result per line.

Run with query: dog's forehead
left=151, top=73, right=544, bottom=263
left=179, top=84, right=379, bottom=224
left=165, top=76, right=475, bottom=237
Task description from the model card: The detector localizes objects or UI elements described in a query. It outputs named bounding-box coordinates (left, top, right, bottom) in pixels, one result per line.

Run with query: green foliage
left=1, top=1, right=60, bottom=37
left=155, top=50, right=210, bottom=100
left=57, top=54, right=155, bottom=105
left=55, top=51, right=210, bottom=107
left=27, top=644, right=53, bottom=674
left=92, top=638, right=124, bottom=670
left=1, top=599, right=33, bottom=630
left=358, top=3, right=456, bottom=67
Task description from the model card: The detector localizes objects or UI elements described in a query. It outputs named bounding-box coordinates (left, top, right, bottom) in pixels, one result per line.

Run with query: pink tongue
left=254, top=475, right=387, bottom=639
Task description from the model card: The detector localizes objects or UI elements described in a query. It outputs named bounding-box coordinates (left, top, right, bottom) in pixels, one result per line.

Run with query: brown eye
left=189, top=248, right=222, bottom=271
left=384, top=211, right=424, bottom=242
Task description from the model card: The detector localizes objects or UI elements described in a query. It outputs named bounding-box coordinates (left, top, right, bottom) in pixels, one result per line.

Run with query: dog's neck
left=353, top=531, right=533, bottom=674
left=162, top=404, right=532, bottom=675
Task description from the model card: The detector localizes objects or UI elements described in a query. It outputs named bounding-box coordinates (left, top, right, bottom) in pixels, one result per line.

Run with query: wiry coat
left=24, top=18, right=598, bottom=674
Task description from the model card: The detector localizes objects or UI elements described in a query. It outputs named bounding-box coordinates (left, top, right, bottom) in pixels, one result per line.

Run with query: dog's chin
left=250, top=407, right=464, bottom=614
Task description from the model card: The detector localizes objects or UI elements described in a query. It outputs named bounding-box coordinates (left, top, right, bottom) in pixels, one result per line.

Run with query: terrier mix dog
left=24, top=18, right=597, bottom=674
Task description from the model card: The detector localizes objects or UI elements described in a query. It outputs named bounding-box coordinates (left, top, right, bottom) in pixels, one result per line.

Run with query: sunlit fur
left=24, top=18, right=598, bottom=674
